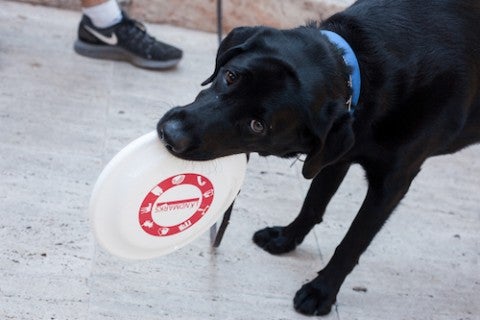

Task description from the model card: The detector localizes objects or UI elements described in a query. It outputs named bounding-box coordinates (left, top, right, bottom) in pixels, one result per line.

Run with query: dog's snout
left=158, top=120, right=191, bottom=154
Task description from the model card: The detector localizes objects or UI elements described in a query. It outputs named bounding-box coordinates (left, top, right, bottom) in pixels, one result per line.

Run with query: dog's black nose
left=158, top=120, right=191, bottom=154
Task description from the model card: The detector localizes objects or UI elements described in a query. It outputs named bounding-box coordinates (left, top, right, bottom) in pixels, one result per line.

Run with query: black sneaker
left=74, top=12, right=182, bottom=69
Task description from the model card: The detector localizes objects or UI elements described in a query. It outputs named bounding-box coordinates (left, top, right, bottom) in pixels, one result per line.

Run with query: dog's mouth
left=159, top=123, right=306, bottom=162
left=157, top=111, right=311, bottom=163
left=258, top=150, right=300, bottom=159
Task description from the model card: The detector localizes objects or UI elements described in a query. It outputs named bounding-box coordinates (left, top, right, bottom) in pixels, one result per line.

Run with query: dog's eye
left=249, top=120, right=265, bottom=134
left=224, top=70, right=238, bottom=86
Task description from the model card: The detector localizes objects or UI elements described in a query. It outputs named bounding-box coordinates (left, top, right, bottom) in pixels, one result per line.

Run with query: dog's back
left=324, top=0, right=480, bottom=157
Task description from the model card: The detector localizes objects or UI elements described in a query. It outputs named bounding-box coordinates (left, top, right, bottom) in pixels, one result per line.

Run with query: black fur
left=157, top=0, right=480, bottom=316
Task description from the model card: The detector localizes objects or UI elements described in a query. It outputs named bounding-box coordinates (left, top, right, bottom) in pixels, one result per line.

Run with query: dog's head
left=157, top=26, right=355, bottom=178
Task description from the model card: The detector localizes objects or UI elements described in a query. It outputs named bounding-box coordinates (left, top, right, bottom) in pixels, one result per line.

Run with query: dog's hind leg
left=253, top=162, right=350, bottom=254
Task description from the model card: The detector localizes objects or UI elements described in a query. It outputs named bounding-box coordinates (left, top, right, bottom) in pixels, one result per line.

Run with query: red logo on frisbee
left=139, top=173, right=214, bottom=237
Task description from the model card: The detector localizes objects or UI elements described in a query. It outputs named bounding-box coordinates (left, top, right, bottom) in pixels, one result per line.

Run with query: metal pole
left=216, top=0, right=223, bottom=45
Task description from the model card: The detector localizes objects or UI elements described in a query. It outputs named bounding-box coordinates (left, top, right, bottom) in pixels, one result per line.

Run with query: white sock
left=82, top=0, right=123, bottom=29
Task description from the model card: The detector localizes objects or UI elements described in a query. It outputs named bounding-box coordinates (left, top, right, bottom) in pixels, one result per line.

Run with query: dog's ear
left=302, top=103, right=355, bottom=179
left=202, top=26, right=263, bottom=86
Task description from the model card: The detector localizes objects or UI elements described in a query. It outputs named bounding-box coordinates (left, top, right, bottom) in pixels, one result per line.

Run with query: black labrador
left=157, top=0, right=480, bottom=316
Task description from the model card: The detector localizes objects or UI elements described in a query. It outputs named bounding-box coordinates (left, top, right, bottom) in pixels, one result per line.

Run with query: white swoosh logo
left=84, top=25, right=118, bottom=45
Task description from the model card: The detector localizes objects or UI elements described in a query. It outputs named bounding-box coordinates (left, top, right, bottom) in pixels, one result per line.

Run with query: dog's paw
left=293, top=278, right=337, bottom=316
left=252, top=226, right=299, bottom=254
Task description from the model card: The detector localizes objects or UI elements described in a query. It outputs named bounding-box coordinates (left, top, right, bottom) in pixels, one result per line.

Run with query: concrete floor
left=1, top=2, right=479, bottom=319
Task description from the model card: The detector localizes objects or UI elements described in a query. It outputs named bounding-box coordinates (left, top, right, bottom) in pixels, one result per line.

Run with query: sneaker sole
left=74, top=40, right=181, bottom=70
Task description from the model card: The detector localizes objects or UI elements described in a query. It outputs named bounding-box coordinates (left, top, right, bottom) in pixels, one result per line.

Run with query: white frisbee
left=89, top=131, right=247, bottom=260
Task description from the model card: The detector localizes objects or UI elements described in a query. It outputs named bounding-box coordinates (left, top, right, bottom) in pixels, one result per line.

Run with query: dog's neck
left=320, top=30, right=361, bottom=113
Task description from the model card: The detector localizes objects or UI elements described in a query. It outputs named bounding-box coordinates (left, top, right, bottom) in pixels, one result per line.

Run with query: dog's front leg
left=293, top=168, right=420, bottom=316
left=253, top=162, right=350, bottom=254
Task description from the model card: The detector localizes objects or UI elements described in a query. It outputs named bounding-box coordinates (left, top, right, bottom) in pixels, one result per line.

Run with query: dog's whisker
left=290, top=155, right=305, bottom=167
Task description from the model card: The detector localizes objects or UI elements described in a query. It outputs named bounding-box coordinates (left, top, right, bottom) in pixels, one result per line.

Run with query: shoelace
left=120, top=17, right=158, bottom=57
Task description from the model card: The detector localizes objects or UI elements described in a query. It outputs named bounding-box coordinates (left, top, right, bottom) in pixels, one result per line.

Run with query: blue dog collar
left=321, top=30, right=361, bottom=112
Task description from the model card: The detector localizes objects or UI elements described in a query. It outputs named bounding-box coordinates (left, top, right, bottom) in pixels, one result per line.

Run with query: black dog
left=157, top=0, right=480, bottom=316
